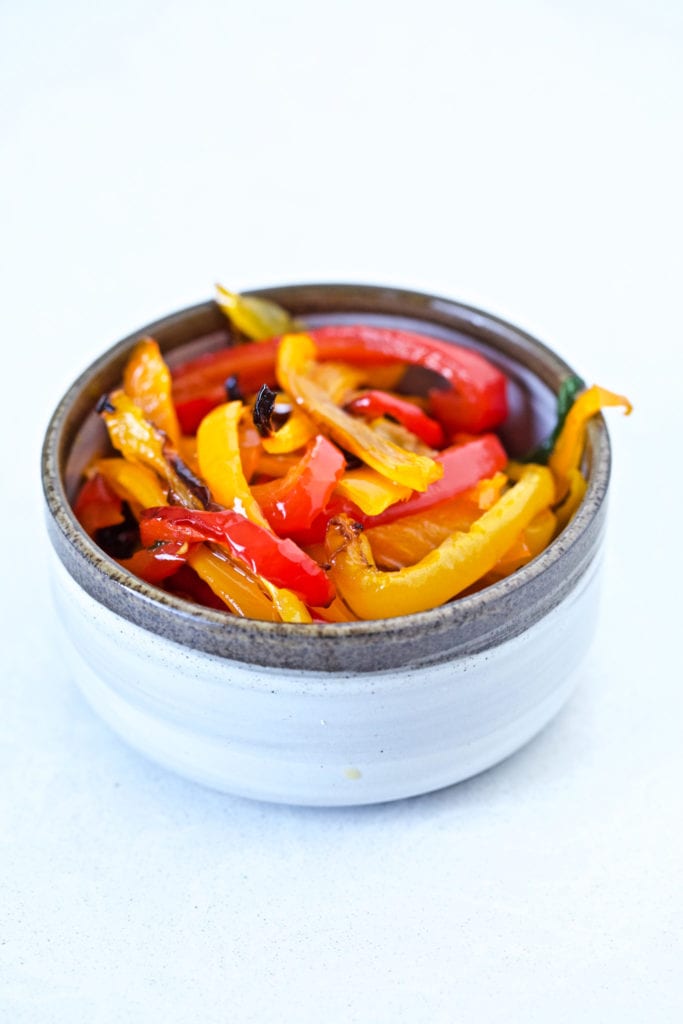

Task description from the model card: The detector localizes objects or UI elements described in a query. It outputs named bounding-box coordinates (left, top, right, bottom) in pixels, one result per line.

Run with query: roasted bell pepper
left=308, top=324, right=508, bottom=434
left=140, top=507, right=334, bottom=607
left=215, top=283, right=297, bottom=340
left=91, top=457, right=168, bottom=516
left=120, top=542, right=193, bottom=585
left=98, top=391, right=309, bottom=621
left=196, top=401, right=270, bottom=526
left=171, top=320, right=508, bottom=436
left=363, top=474, right=507, bottom=569
left=553, top=469, right=587, bottom=535
left=164, top=563, right=234, bottom=611
left=286, top=433, right=508, bottom=544
left=332, top=466, right=413, bottom=517
left=260, top=401, right=317, bottom=454
left=73, top=473, right=124, bottom=535
left=326, top=465, right=554, bottom=619
left=361, top=434, right=508, bottom=527
left=100, top=391, right=208, bottom=509
left=175, top=394, right=222, bottom=436
left=123, top=337, right=181, bottom=445
left=185, top=546, right=281, bottom=621
left=549, top=385, right=632, bottom=500
left=251, top=434, right=346, bottom=534
left=276, top=333, right=442, bottom=492
left=345, top=390, right=446, bottom=448
left=194, top=400, right=314, bottom=620
left=483, top=507, right=557, bottom=583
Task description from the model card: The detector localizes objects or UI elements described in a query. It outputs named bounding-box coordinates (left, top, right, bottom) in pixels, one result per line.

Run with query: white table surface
left=2, top=1, right=681, bottom=1020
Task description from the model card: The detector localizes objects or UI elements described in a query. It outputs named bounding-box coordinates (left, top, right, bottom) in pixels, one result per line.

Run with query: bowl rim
left=41, top=282, right=611, bottom=673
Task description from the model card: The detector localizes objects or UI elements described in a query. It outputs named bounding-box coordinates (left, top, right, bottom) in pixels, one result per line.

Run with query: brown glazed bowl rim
left=42, top=283, right=610, bottom=674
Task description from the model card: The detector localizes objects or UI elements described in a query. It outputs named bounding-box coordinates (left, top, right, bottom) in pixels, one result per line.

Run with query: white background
left=1, top=1, right=681, bottom=1021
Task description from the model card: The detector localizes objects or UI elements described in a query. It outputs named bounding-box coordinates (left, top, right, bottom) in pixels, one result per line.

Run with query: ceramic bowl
left=42, top=284, right=610, bottom=806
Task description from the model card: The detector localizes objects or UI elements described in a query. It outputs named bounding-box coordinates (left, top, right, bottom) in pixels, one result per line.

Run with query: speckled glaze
left=42, top=284, right=611, bottom=804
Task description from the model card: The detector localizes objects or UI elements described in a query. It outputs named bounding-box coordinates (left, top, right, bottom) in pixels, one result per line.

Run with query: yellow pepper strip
left=91, top=458, right=168, bottom=516
left=266, top=586, right=312, bottom=623
left=484, top=508, right=557, bottom=582
left=196, top=401, right=270, bottom=526
left=326, top=465, right=554, bottom=619
left=261, top=403, right=317, bottom=454
left=549, top=385, right=632, bottom=500
left=123, top=337, right=181, bottom=446
left=102, top=392, right=205, bottom=509
left=310, top=362, right=408, bottom=400
left=366, top=416, right=435, bottom=455
left=553, top=469, right=587, bottom=536
left=364, top=475, right=508, bottom=570
left=334, top=466, right=413, bottom=517
left=215, top=283, right=297, bottom=340
left=309, top=361, right=367, bottom=403
left=196, top=399, right=312, bottom=623
left=276, top=333, right=442, bottom=492
left=186, top=547, right=280, bottom=621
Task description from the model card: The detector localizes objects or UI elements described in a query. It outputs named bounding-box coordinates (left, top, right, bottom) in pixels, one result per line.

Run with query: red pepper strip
left=119, top=541, right=194, bottom=585
left=139, top=507, right=334, bottom=607
left=291, top=434, right=508, bottom=543
left=175, top=394, right=222, bottom=436
left=173, top=344, right=280, bottom=400
left=74, top=474, right=124, bottom=535
left=345, top=390, right=446, bottom=448
left=366, top=434, right=508, bottom=526
left=250, top=435, right=347, bottom=535
left=171, top=325, right=508, bottom=436
left=308, top=325, right=508, bottom=434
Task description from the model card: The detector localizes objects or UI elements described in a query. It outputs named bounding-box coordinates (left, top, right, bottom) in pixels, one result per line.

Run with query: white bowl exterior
left=49, top=547, right=604, bottom=806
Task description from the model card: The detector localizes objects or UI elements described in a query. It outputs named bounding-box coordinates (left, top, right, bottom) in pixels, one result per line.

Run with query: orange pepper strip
left=276, top=334, right=443, bottom=492
left=364, top=475, right=507, bottom=570
left=311, top=595, right=360, bottom=623
left=255, top=451, right=302, bottom=478
left=485, top=507, right=557, bottom=582
left=123, top=337, right=181, bottom=446
left=549, top=385, right=632, bottom=500
left=326, top=465, right=554, bottom=619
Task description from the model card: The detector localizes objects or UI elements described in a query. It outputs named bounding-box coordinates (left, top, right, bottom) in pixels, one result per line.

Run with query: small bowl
left=42, top=284, right=609, bottom=806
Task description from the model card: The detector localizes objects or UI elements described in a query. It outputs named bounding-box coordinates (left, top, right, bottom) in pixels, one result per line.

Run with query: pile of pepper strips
left=74, top=287, right=631, bottom=622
